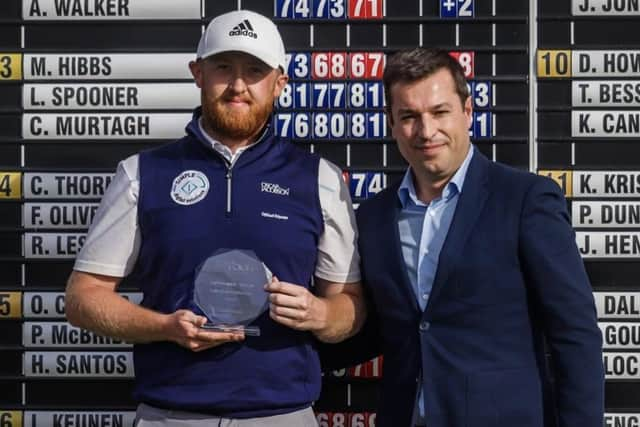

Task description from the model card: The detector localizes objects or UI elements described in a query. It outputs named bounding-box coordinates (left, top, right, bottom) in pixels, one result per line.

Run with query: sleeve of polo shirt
left=73, top=154, right=141, bottom=278
left=315, top=158, right=361, bottom=283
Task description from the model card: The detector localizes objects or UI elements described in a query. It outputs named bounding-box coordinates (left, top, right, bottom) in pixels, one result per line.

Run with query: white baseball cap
left=196, top=10, right=286, bottom=71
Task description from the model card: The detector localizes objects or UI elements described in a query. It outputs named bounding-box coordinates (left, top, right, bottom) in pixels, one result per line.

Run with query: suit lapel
left=425, top=151, right=490, bottom=312
left=378, top=183, right=421, bottom=313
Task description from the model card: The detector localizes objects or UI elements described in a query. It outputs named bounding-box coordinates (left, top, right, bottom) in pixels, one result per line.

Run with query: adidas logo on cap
left=197, top=10, right=286, bottom=70
left=229, top=19, right=258, bottom=39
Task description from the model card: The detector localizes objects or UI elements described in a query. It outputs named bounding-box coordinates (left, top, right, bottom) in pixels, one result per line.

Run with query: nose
left=228, top=70, right=248, bottom=94
left=417, top=114, right=437, bottom=140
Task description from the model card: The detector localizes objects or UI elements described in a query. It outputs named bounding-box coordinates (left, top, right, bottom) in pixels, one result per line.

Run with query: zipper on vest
left=225, top=167, right=233, bottom=215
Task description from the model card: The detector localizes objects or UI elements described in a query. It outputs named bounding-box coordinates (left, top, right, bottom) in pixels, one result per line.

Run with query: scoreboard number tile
left=449, top=52, right=474, bottom=78
left=0, top=173, right=22, bottom=199
left=539, top=170, right=640, bottom=198
left=0, top=292, right=22, bottom=319
left=349, top=412, right=377, bottom=427
left=316, top=412, right=347, bottom=427
left=277, top=0, right=339, bottom=18
left=295, top=83, right=311, bottom=108
left=348, top=0, right=384, bottom=19
left=311, top=82, right=346, bottom=108
left=277, top=83, right=294, bottom=109
left=285, top=53, right=311, bottom=79
left=314, top=0, right=347, bottom=18
left=273, top=113, right=312, bottom=139
left=316, top=412, right=376, bottom=427
left=468, top=81, right=491, bottom=108
left=0, top=54, right=22, bottom=81
left=538, top=170, right=573, bottom=197
left=366, top=82, right=384, bottom=107
left=349, top=52, right=369, bottom=79
left=0, top=411, right=22, bottom=427
left=312, top=52, right=347, bottom=79
left=312, top=112, right=347, bottom=138
left=537, top=50, right=572, bottom=78
left=440, top=0, right=474, bottom=18
left=440, top=0, right=457, bottom=17
left=349, top=52, right=385, bottom=80
left=349, top=172, right=386, bottom=199
left=471, top=112, right=492, bottom=138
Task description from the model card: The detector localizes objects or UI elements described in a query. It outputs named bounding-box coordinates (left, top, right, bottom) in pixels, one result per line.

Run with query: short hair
left=383, top=48, right=470, bottom=109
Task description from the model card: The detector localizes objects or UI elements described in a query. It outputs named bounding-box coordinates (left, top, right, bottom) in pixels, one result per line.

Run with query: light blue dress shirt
left=397, top=145, right=474, bottom=425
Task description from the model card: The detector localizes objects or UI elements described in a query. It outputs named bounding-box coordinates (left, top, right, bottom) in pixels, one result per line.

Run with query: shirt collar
left=197, top=118, right=259, bottom=165
left=398, top=144, right=475, bottom=208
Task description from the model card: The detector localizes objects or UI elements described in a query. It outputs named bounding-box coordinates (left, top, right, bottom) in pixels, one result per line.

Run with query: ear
left=463, top=95, right=473, bottom=130
left=272, top=71, right=289, bottom=98
left=189, top=60, right=204, bottom=88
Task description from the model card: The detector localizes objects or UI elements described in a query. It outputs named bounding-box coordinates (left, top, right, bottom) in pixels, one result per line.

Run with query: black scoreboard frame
left=0, top=0, right=638, bottom=425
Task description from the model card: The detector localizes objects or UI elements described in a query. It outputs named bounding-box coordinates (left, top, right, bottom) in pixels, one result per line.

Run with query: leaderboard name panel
left=0, top=0, right=531, bottom=425
left=537, top=0, right=640, bottom=421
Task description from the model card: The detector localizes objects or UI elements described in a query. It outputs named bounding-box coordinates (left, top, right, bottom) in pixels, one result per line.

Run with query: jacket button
left=419, top=321, right=430, bottom=331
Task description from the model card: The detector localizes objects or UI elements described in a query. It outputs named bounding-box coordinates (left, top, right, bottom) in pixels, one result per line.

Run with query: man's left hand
left=265, top=277, right=327, bottom=332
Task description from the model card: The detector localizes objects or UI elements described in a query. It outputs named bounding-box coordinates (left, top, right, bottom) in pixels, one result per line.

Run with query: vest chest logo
left=171, top=170, right=210, bottom=205
left=261, top=181, right=290, bottom=196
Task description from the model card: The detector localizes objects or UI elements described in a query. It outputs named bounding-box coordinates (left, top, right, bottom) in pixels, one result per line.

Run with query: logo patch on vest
left=261, top=181, right=290, bottom=196
left=171, top=170, right=210, bottom=205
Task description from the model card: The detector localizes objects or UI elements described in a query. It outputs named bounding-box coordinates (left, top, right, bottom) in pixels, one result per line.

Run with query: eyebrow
left=396, top=108, right=417, bottom=115
left=430, top=102, right=453, bottom=110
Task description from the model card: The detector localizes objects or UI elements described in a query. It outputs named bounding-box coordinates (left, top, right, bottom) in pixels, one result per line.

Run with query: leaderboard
left=8, top=0, right=640, bottom=426
left=537, top=0, right=640, bottom=423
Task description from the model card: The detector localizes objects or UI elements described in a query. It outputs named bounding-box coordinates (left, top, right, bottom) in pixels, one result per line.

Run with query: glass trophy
left=194, top=249, right=271, bottom=336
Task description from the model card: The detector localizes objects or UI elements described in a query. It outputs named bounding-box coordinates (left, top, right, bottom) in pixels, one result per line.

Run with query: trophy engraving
left=194, top=249, right=271, bottom=336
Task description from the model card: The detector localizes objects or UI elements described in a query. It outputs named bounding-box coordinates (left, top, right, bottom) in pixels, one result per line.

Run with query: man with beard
left=65, top=10, right=365, bottom=426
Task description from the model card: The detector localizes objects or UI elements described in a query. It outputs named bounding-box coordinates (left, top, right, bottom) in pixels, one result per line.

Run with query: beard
left=201, top=90, right=274, bottom=141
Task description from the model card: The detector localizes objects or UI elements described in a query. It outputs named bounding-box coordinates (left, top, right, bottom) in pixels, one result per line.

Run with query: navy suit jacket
left=336, top=151, right=604, bottom=427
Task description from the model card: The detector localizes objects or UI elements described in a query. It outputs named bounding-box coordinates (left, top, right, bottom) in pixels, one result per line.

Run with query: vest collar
left=185, top=107, right=276, bottom=166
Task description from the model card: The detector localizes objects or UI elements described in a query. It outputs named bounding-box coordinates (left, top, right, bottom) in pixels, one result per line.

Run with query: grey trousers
left=135, top=403, right=319, bottom=427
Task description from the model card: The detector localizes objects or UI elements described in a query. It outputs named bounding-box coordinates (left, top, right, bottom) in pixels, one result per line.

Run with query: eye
left=433, top=110, right=449, bottom=116
left=213, top=63, right=230, bottom=71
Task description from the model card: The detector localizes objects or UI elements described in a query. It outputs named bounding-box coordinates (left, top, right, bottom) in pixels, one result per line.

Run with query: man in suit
left=349, top=48, right=604, bottom=426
